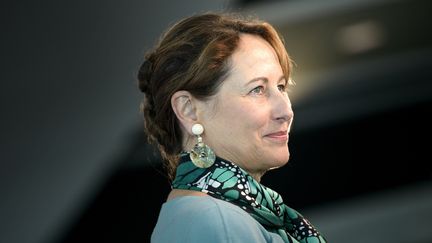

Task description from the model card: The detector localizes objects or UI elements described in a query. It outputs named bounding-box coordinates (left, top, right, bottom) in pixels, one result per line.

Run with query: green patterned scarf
left=172, top=153, right=327, bottom=243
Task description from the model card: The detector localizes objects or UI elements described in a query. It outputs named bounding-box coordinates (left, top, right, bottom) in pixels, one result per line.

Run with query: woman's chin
left=276, top=148, right=290, bottom=162
left=267, top=152, right=290, bottom=170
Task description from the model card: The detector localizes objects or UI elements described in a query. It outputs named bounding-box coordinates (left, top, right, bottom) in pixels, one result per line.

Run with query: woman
left=138, top=12, right=326, bottom=243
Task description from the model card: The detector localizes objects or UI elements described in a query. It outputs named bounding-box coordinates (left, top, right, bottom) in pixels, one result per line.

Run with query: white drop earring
left=189, top=123, right=215, bottom=168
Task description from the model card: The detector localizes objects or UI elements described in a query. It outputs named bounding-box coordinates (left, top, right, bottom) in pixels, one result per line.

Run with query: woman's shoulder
left=151, top=196, right=284, bottom=243
left=164, top=194, right=247, bottom=216
left=153, top=196, right=251, bottom=230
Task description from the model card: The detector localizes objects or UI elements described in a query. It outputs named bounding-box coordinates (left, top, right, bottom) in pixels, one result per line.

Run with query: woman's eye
left=277, top=84, right=286, bottom=92
left=250, top=86, right=265, bottom=95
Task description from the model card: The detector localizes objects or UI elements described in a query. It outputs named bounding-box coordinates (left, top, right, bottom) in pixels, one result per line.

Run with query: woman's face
left=198, top=34, right=294, bottom=180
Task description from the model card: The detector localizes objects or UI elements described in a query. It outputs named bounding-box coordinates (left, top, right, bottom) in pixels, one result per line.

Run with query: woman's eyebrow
left=246, top=75, right=286, bottom=86
left=278, top=76, right=287, bottom=84
left=246, top=77, right=268, bottom=86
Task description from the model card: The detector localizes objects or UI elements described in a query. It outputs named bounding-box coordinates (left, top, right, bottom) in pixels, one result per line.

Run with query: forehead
left=223, top=34, right=282, bottom=87
left=232, top=34, right=278, bottom=66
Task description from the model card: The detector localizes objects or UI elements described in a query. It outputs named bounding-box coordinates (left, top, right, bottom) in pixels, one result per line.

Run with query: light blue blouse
left=151, top=196, right=285, bottom=242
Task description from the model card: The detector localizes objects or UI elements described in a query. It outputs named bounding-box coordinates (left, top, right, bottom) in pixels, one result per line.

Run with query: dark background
left=1, top=0, right=431, bottom=243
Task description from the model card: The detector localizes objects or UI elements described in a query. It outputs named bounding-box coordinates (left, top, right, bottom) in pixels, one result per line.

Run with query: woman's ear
left=171, top=90, right=197, bottom=135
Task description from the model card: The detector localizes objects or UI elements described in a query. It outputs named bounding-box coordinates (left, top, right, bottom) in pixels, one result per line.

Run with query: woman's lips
left=264, top=131, right=288, bottom=142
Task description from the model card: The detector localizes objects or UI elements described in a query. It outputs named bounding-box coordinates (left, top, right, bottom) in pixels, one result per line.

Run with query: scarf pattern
left=172, top=153, right=327, bottom=243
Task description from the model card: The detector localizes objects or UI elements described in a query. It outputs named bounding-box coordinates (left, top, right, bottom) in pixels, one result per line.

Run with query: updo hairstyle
left=137, top=12, right=292, bottom=180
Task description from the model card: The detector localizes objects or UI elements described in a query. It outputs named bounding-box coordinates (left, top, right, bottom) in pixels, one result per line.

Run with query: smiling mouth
left=264, top=131, right=288, bottom=143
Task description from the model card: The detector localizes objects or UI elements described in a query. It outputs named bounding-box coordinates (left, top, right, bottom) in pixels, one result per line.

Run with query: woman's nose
left=271, top=91, right=293, bottom=122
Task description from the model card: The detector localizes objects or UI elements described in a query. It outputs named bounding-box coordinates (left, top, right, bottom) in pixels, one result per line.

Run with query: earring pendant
left=190, top=142, right=215, bottom=168
left=190, top=124, right=215, bottom=168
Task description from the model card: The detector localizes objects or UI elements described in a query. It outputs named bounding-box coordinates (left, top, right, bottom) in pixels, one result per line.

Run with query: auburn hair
left=137, top=12, right=292, bottom=180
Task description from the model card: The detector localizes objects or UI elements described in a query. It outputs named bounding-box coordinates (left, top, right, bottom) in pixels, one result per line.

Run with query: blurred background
left=1, top=0, right=431, bottom=242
